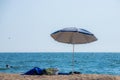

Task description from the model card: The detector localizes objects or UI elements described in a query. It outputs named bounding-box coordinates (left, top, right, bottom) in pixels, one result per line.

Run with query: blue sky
left=0, top=0, right=120, bottom=52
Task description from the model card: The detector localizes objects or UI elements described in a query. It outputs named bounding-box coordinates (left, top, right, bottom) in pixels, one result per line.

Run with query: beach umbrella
left=51, top=27, right=97, bottom=73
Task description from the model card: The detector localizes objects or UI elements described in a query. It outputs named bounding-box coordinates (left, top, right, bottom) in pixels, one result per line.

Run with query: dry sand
left=0, top=73, right=120, bottom=80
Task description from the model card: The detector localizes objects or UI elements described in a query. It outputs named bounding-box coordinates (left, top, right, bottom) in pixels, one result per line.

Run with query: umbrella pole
left=72, top=44, right=75, bottom=74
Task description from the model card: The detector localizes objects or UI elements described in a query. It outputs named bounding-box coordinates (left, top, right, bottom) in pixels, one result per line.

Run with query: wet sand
left=0, top=73, right=120, bottom=80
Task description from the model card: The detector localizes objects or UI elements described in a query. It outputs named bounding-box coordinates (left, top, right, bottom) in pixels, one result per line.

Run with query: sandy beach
left=0, top=73, right=120, bottom=80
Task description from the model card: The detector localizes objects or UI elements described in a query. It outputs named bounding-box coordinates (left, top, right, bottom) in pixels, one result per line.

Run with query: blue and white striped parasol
left=51, top=27, right=97, bottom=73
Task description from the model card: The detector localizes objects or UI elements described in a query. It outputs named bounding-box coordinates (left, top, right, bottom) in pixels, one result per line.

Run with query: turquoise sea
left=0, top=52, right=120, bottom=75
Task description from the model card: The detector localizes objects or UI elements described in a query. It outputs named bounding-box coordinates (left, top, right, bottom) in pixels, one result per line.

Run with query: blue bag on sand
left=24, top=67, right=43, bottom=75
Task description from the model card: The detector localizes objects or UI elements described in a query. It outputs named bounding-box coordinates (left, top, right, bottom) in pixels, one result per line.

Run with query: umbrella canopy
left=51, top=27, right=97, bottom=73
left=51, top=27, right=97, bottom=44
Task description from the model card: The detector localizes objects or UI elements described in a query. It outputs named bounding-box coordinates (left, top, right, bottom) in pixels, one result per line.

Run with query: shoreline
left=0, top=73, right=120, bottom=80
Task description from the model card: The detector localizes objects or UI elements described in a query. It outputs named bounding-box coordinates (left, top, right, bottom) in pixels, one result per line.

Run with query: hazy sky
left=0, top=0, right=120, bottom=52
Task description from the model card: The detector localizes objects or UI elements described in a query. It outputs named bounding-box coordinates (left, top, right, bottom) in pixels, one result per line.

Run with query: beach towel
left=24, top=67, right=43, bottom=75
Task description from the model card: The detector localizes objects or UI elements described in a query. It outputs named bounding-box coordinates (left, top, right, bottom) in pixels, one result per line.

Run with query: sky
left=0, top=0, right=120, bottom=52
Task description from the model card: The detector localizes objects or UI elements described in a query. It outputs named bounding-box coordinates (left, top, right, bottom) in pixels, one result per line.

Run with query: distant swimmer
left=6, top=64, right=12, bottom=68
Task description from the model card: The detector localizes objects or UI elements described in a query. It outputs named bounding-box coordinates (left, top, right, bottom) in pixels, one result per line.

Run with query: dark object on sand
left=58, top=71, right=81, bottom=75
left=24, top=67, right=81, bottom=75
left=69, top=71, right=81, bottom=74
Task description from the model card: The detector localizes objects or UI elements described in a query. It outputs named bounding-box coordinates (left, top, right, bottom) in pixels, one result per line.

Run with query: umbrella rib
left=80, top=33, right=90, bottom=43
left=69, top=32, right=74, bottom=44
left=83, top=35, right=89, bottom=43
left=55, top=32, right=63, bottom=42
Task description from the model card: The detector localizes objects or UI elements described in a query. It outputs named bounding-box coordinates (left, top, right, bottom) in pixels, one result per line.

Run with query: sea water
left=0, top=52, right=120, bottom=75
